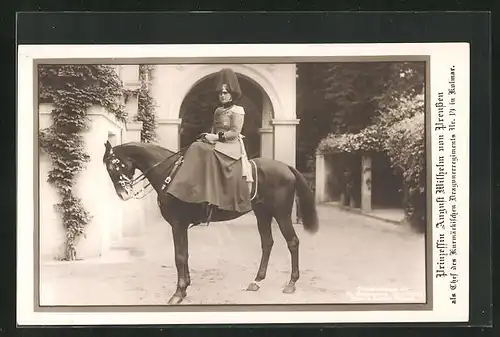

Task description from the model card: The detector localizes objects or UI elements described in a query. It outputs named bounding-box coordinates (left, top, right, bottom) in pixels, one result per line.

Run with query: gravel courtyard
left=40, top=205, right=426, bottom=306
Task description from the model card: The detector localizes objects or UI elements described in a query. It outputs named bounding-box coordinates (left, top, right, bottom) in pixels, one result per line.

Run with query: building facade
left=121, top=64, right=299, bottom=166
left=39, top=63, right=300, bottom=261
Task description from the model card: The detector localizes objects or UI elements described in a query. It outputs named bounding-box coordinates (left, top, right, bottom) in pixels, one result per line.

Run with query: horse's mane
left=114, top=141, right=176, bottom=160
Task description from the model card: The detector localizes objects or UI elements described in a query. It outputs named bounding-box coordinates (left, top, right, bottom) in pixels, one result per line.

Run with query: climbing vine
left=124, top=65, right=157, bottom=143
left=39, top=65, right=127, bottom=260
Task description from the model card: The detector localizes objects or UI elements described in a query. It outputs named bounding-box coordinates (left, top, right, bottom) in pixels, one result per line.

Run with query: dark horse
left=102, top=140, right=319, bottom=304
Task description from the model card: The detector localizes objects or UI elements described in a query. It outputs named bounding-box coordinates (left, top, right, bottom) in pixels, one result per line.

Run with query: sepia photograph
left=17, top=43, right=470, bottom=325
left=37, top=61, right=428, bottom=307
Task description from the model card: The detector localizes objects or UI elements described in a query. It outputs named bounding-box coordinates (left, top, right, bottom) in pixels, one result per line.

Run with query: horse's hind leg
left=247, top=206, right=274, bottom=292
left=274, top=212, right=300, bottom=294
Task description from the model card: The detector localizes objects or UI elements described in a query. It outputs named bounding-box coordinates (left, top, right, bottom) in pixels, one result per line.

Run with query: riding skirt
left=166, top=140, right=252, bottom=213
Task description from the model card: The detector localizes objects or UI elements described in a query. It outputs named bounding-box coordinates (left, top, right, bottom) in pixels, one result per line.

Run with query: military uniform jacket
left=211, top=104, right=246, bottom=160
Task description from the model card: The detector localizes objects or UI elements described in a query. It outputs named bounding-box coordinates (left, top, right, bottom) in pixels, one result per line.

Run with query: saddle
left=160, top=150, right=259, bottom=229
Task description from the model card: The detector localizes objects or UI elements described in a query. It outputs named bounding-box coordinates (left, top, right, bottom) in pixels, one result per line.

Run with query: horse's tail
left=288, top=165, right=319, bottom=234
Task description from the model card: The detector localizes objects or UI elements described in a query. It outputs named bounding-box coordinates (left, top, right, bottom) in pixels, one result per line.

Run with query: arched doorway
left=179, top=73, right=269, bottom=159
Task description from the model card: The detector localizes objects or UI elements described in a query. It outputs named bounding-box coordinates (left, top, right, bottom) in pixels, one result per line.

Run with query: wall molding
left=271, top=119, right=300, bottom=125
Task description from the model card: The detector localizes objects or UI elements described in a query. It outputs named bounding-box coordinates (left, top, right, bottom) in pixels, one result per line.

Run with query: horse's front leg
left=168, top=223, right=190, bottom=305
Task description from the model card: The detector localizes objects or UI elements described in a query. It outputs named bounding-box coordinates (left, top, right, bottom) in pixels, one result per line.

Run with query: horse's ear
left=105, top=140, right=112, bottom=151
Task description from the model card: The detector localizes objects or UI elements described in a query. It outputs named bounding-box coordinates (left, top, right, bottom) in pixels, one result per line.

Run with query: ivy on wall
left=124, top=65, right=157, bottom=143
left=39, top=65, right=127, bottom=260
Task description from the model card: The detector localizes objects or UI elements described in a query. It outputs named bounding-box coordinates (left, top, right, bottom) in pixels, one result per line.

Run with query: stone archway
left=150, top=64, right=298, bottom=167
left=178, top=72, right=274, bottom=159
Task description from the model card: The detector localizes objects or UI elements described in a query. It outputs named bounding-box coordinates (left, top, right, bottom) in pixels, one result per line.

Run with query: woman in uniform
left=166, top=68, right=253, bottom=223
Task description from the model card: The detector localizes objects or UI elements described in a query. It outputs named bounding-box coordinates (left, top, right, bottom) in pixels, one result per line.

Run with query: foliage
left=39, top=65, right=126, bottom=260
left=317, top=94, right=424, bottom=155
left=322, top=62, right=424, bottom=132
left=317, top=125, right=384, bottom=154
left=296, top=63, right=336, bottom=171
left=384, top=111, right=426, bottom=230
left=377, top=94, right=426, bottom=225
left=297, top=61, right=426, bottom=229
left=296, top=61, right=424, bottom=172
left=374, top=92, right=425, bottom=127
left=317, top=93, right=426, bottom=230
left=134, top=65, right=157, bottom=143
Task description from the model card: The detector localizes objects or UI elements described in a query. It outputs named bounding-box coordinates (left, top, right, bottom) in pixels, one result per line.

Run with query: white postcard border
left=17, top=43, right=470, bottom=325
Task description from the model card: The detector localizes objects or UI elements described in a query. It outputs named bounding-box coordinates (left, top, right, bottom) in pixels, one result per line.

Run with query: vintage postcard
left=17, top=43, right=469, bottom=325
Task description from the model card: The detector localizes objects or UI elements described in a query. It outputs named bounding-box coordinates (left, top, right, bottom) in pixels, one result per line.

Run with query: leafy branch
left=39, top=65, right=126, bottom=260
left=124, top=65, right=157, bottom=143
left=317, top=93, right=426, bottom=231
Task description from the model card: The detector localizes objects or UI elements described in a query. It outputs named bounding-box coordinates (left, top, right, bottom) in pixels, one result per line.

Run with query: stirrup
left=188, top=221, right=200, bottom=229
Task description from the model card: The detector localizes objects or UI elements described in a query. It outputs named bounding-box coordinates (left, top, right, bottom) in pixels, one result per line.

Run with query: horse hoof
left=168, top=293, right=185, bottom=305
left=247, top=282, right=260, bottom=291
left=283, top=284, right=296, bottom=294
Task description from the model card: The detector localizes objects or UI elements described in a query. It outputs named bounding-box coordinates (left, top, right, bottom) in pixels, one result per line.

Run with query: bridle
left=104, top=145, right=189, bottom=200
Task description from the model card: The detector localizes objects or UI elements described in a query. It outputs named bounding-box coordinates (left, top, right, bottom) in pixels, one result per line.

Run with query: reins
left=109, top=143, right=191, bottom=200
left=123, top=135, right=217, bottom=198
left=108, top=136, right=258, bottom=201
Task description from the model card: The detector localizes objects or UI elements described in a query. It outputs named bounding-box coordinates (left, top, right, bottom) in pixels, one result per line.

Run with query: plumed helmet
left=214, top=68, right=242, bottom=100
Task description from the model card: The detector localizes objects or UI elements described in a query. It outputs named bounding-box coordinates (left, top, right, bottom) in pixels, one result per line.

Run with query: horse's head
left=102, top=140, right=136, bottom=201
